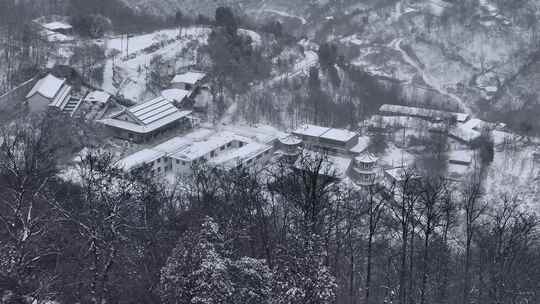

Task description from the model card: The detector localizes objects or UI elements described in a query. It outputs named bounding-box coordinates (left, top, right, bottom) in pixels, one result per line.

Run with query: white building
left=170, top=71, right=207, bottom=91
left=25, top=73, right=81, bottom=115
left=116, top=130, right=274, bottom=177
left=116, top=149, right=167, bottom=174
left=292, top=124, right=359, bottom=155
left=100, top=96, right=193, bottom=142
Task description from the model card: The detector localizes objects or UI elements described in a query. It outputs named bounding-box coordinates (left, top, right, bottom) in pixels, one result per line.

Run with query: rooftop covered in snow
left=100, top=97, right=192, bottom=134
left=171, top=132, right=249, bottom=161
left=41, top=21, right=73, bottom=31
left=379, top=104, right=469, bottom=122
left=210, top=142, right=272, bottom=169
left=171, top=71, right=206, bottom=85
left=116, top=149, right=165, bottom=171
left=293, top=124, right=358, bottom=144
left=85, top=91, right=111, bottom=104
left=26, top=74, right=66, bottom=99
left=161, top=89, right=190, bottom=102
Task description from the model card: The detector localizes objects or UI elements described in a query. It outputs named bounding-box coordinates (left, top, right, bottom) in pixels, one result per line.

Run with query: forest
left=1, top=113, right=539, bottom=304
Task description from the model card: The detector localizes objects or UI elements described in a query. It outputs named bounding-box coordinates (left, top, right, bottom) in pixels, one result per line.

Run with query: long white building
left=116, top=130, right=274, bottom=176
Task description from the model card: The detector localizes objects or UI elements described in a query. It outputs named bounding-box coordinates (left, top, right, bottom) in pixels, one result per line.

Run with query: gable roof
left=171, top=72, right=206, bottom=85
left=320, top=128, right=358, bottom=142
left=161, top=89, right=190, bottom=102
left=100, top=97, right=192, bottom=134
left=26, top=74, right=66, bottom=99
left=42, top=21, right=72, bottom=31
left=128, top=96, right=180, bottom=125
left=116, top=149, right=165, bottom=171
left=85, top=91, right=111, bottom=104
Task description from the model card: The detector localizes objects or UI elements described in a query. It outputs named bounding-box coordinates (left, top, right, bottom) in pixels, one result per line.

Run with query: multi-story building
left=116, top=131, right=274, bottom=176
left=292, top=124, right=359, bottom=155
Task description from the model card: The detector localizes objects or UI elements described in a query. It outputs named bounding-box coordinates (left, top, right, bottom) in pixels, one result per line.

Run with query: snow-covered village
left=1, top=0, right=540, bottom=303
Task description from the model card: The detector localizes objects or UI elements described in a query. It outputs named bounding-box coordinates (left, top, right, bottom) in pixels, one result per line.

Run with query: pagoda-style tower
left=350, top=152, right=379, bottom=186
left=278, top=135, right=303, bottom=162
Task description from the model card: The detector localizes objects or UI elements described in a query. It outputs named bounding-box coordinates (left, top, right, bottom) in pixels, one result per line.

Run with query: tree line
left=1, top=113, right=539, bottom=304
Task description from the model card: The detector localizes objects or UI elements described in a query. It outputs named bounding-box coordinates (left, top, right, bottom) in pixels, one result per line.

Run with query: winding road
left=389, top=37, right=471, bottom=114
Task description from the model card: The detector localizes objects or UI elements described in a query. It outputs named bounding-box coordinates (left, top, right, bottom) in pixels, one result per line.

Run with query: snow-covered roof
left=101, top=97, right=192, bottom=134
left=350, top=136, right=370, bottom=154
left=222, top=124, right=287, bottom=145
left=171, top=132, right=248, bottom=161
left=449, top=126, right=481, bottom=143
left=449, top=119, right=487, bottom=143
left=293, top=124, right=358, bottom=144
left=153, top=136, right=193, bottom=154
left=116, top=149, right=165, bottom=171
left=161, top=89, right=190, bottom=102
left=101, top=110, right=192, bottom=134
left=379, top=104, right=468, bottom=122
left=356, top=152, right=378, bottom=163
left=171, top=71, right=206, bottom=85
left=210, top=142, right=272, bottom=169
left=129, top=97, right=181, bottom=125
left=26, top=74, right=66, bottom=99
left=279, top=135, right=303, bottom=146
left=320, top=128, right=357, bottom=143
left=42, top=21, right=72, bottom=31
left=293, top=124, right=330, bottom=138
left=85, top=91, right=111, bottom=104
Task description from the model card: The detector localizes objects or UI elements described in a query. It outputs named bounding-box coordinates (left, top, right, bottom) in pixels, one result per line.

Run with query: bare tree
left=387, top=169, right=422, bottom=304
left=461, top=175, right=487, bottom=304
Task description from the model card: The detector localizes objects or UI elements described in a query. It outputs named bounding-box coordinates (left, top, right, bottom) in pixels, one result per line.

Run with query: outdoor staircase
left=62, top=97, right=82, bottom=116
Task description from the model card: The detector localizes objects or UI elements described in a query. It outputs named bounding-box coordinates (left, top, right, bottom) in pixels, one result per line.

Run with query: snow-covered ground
left=101, top=27, right=210, bottom=102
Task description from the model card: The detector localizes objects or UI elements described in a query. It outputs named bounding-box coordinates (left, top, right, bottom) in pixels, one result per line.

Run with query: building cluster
left=377, top=104, right=504, bottom=145
left=114, top=120, right=412, bottom=190
left=117, top=130, right=274, bottom=176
